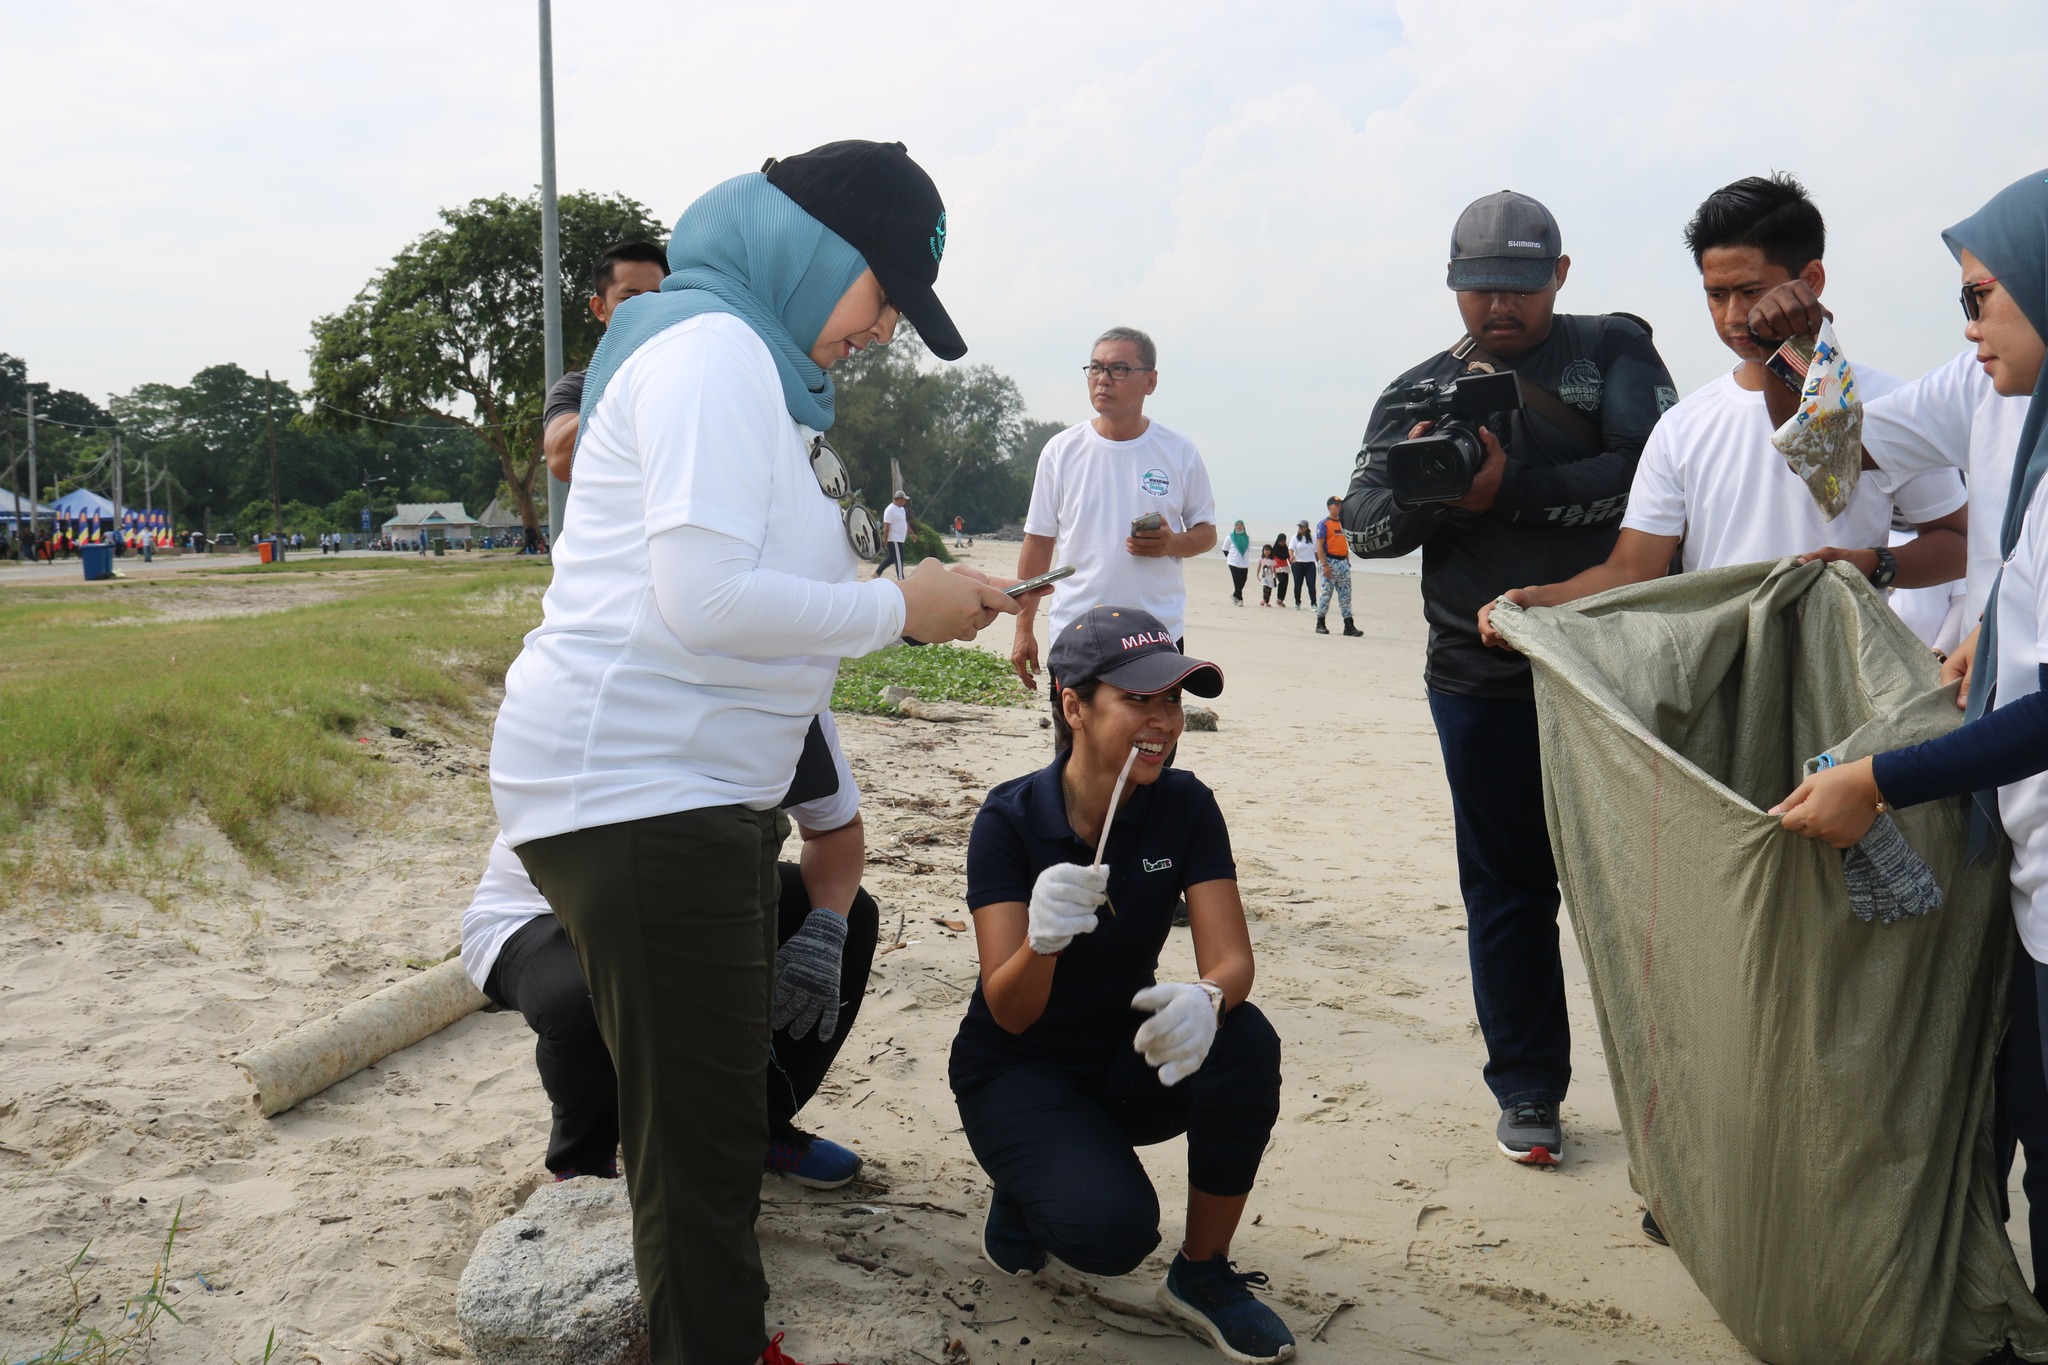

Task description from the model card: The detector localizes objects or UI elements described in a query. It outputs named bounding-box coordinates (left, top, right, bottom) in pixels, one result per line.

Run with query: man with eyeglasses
left=1342, top=191, right=1677, bottom=1171
left=1011, top=327, right=1218, bottom=701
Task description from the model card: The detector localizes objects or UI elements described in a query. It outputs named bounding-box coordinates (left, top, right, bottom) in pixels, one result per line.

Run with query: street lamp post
left=538, top=0, right=567, bottom=552
left=361, top=473, right=388, bottom=549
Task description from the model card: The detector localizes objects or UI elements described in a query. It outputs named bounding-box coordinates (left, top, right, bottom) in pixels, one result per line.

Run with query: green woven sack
left=1495, top=557, right=2048, bottom=1365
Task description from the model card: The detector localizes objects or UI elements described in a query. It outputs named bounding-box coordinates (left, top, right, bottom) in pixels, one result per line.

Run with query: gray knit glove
left=772, top=909, right=849, bottom=1041
left=1804, top=755, right=1944, bottom=925
left=1840, top=814, right=1945, bottom=925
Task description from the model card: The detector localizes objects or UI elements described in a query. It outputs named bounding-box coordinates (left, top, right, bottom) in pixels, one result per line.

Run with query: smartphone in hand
left=1130, top=512, right=1165, bottom=534
left=1005, top=564, right=1076, bottom=598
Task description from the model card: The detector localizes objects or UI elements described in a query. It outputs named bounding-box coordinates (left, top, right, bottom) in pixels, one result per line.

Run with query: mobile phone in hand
left=1005, top=564, right=1076, bottom=598
left=1130, top=512, right=1165, bottom=534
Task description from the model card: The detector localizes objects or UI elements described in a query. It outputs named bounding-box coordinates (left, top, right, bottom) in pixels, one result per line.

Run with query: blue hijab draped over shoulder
left=578, top=173, right=868, bottom=434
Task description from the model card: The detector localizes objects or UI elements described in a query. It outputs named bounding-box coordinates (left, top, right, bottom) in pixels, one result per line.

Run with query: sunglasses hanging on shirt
left=808, top=434, right=883, bottom=559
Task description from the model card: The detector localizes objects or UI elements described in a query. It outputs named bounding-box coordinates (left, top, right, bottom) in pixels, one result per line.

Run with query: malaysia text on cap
left=764, top=140, right=967, bottom=361
left=1447, top=190, right=1562, bottom=294
left=1048, top=606, right=1224, bottom=698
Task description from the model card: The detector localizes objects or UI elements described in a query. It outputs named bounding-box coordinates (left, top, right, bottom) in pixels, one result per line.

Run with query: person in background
left=882, top=491, right=911, bottom=579
left=1475, top=175, right=1966, bottom=651
left=490, top=141, right=1021, bottom=1365
left=1224, top=521, right=1251, bottom=605
left=1314, top=496, right=1362, bottom=636
left=1256, top=537, right=1278, bottom=606
left=1289, top=519, right=1317, bottom=611
left=1266, top=535, right=1290, bottom=607
left=541, top=241, right=671, bottom=484
left=953, top=514, right=968, bottom=547
left=1343, top=190, right=1676, bottom=1167
left=953, top=608, right=1293, bottom=1365
left=1009, top=326, right=1219, bottom=693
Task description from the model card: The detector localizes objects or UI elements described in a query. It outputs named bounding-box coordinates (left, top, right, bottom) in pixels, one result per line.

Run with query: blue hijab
left=1942, top=170, right=2048, bottom=853
left=578, top=172, right=868, bottom=433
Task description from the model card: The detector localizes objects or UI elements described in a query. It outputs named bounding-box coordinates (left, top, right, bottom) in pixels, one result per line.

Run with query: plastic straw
left=1094, top=746, right=1140, bottom=869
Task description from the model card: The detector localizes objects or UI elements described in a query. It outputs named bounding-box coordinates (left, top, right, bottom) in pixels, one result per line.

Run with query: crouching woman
left=949, top=605, right=1295, bottom=1365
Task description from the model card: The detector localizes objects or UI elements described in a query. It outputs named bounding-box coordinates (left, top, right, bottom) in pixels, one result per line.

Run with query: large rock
left=457, top=1177, right=647, bottom=1365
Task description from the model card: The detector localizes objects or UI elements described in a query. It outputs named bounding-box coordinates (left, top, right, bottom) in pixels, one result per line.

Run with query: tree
left=829, top=327, right=1056, bottom=535
left=305, top=191, right=668, bottom=537
left=1, top=353, right=113, bottom=508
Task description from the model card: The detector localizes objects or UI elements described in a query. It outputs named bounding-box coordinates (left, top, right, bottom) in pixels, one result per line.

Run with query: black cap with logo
left=1048, top=606, right=1224, bottom=699
left=764, top=140, right=966, bottom=361
left=1447, top=190, right=1562, bottom=294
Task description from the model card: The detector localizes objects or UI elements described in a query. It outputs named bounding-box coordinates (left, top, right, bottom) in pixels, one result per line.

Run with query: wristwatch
left=1195, top=980, right=1226, bottom=1025
left=1867, top=547, right=1899, bottom=590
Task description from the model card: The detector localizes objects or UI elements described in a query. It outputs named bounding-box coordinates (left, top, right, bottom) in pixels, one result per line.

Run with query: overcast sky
left=4, top=0, right=2046, bottom=527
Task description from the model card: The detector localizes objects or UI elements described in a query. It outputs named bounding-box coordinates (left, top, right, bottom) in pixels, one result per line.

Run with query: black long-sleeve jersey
left=1341, top=313, right=1677, bottom=699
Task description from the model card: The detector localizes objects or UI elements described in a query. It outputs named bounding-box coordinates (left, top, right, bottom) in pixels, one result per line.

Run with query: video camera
left=1384, top=369, right=1524, bottom=505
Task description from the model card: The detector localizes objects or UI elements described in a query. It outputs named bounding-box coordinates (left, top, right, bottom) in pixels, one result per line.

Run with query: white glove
left=1027, top=862, right=1110, bottom=956
left=1132, top=982, right=1220, bottom=1086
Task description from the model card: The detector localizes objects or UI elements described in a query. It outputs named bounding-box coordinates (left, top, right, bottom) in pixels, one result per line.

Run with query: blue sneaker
left=981, top=1189, right=1045, bottom=1276
left=764, top=1129, right=862, bottom=1189
left=1158, top=1251, right=1296, bottom=1364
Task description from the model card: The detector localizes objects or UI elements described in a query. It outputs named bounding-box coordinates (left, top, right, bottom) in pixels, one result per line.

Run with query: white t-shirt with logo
left=1621, top=365, right=1967, bottom=572
left=490, top=313, right=896, bottom=847
left=1994, top=478, right=2048, bottom=960
left=463, top=711, right=862, bottom=989
left=1024, top=418, right=1217, bottom=641
left=1863, top=349, right=2030, bottom=621
left=883, top=502, right=909, bottom=544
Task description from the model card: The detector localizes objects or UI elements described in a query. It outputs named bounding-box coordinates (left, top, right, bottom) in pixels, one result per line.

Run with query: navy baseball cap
left=1048, top=606, right=1223, bottom=698
left=764, top=140, right=966, bottom=360
left=1447, top=190, right=1562, bottom=294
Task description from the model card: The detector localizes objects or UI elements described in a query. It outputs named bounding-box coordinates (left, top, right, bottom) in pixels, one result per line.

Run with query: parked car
left=211, top=532, right=240, bottom=548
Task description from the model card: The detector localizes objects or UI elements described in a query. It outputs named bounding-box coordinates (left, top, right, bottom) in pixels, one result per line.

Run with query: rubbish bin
left=80, top=543, right=114, bottom=581
left=433, top=538, right=445, bottom=557
left=257, top=541, right=274, bottom=565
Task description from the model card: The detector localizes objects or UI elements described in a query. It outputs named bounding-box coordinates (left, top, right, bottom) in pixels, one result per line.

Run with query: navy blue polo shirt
left=949, top=750, right=1236, bottom=1088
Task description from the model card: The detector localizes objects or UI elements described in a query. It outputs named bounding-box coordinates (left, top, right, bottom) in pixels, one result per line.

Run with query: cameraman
left=1342, top=191, right=1675, bottom=1167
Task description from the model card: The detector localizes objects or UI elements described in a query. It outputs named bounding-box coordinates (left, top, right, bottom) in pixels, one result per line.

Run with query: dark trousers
left=886, top=541, right=906, bottom=579
left=1291, top=561, right=1317, bottom=606
left=483, top=864, right=880, bottom=1179
left=1426, top=688, right=1571, bottom=1107
left=1228, top=564, right=1248, bottom=601
left=953, top=1003, right=1281, bottom=1278
left=515, top=806, right=780, bottom=1365
left=2009, top=954, right=2048, bottom=1305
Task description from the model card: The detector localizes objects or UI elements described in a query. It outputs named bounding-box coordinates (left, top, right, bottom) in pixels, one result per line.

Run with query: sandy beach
left=2, top=545, right=2021, bottom=1364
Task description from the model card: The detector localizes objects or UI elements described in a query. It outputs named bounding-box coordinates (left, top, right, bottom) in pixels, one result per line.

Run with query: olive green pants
left=516, top=804, right=780, bottom=1365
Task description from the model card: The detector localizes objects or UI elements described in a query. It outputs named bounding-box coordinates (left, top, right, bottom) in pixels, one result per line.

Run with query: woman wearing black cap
left=491, top=142, right=1020, bottom=1365
left=949, top=605, right=1294, bottom=1364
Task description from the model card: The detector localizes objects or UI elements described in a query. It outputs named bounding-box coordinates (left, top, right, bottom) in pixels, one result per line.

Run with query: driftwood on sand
left=237, top=957, right=487, bottom=1117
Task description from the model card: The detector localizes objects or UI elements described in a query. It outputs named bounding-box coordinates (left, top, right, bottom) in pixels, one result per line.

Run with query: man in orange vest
left=1313, top=495, right=1362, bottom=636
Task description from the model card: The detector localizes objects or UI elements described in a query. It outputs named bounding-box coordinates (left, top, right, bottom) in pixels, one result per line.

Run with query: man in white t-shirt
left=1009, top=326, right=1218, bottom=693
left=1479, top=173, right=1967, bottom=650
left=463, top=711, right=879, bottom=1189
left=881, top=491, right=911, bottom=579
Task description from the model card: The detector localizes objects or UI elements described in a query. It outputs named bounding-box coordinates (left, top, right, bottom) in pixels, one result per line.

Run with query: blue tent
left=51, top=489, right=116, bottom=519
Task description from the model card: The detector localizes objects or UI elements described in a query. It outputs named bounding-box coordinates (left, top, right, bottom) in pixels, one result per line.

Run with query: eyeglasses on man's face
left=1083, top=362, right=1155, bottom=382
left=807, top=434, right=882, bottom=559
left=1961, top=277, right=2001, bottom=323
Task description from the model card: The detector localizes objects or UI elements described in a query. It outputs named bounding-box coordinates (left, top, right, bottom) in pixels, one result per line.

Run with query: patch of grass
left=832, top=643, right=1027, bottom=714
left=195, top=552, right=538, bottom=577
left=0, top=560, right=543, bottom=868
left=13, top=1201, right=189, bottom=1365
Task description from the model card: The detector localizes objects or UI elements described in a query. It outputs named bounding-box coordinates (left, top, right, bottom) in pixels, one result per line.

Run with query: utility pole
left=264, top=370, right=283, bottom=544
left=24, top=388, right=36, bottom=535
left=538, top=0, right=567, bottom=552
left=111, top=429, right=123, bottom=549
